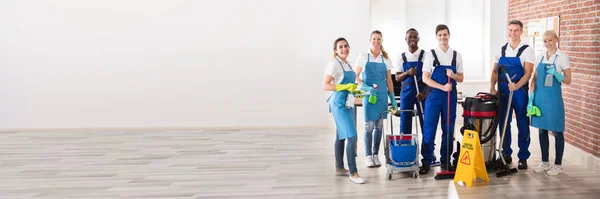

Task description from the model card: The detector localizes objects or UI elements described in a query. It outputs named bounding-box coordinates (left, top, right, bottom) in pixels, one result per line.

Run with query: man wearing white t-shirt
left=393, top=28, right=427, bottom=144
left=419, top=24, right=464, bottom=174
left=490, top=20, right=535, bottom=170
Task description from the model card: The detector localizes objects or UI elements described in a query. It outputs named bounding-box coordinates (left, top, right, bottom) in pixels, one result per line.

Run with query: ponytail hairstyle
left=332, top=37, right=349, bottom=58
left=543, top=30, right=559, bottom=40
left=371, top=30, right=389, bottom=59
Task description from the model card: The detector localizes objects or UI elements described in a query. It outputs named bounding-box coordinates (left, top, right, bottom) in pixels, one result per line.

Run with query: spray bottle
left=368, top=84, right=378, bottom=104
left=544, top=64, right=554, bottom=87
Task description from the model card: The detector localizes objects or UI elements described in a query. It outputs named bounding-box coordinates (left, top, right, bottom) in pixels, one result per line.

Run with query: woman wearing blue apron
left=354, top=30, right=397, bottom=168
left=529, top=30, right=572, bottom=176
left=323, top=37, right=365, bottom=184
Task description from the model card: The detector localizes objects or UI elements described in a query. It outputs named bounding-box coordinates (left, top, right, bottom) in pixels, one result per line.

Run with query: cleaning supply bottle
left=368, top=84, right=378, bottom=104
left=545, top=64, right=554, bottom=87
left=345, top=92, right=355, bottom=108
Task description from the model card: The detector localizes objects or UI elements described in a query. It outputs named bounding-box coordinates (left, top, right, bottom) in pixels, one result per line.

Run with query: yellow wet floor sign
left=454, top=129, right=489, bottom=187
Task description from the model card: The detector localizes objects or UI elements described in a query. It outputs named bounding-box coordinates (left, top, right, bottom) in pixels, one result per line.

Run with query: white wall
left=370, top=0, right=508, bottom=97
left=405, top=0, right=447, bottom=55
left=0, top=0, right=370, bottom=129
left=488, top=0, right=509, bottom=84
left=369, top=0, right=406, bottom=63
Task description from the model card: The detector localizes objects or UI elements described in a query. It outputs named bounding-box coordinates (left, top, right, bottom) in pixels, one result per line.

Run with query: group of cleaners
left=323, top=20, right=572, bottom=184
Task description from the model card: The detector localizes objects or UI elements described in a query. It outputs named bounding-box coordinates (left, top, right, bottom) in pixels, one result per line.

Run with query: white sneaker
left=349, top=174, right=365, bottom=184
left=365, top=155, right=375, bottom=167
left=533, top=162, right=551, bottom=173
left=547, top=165, right=563, bottom=176
left=373, top=155, right=381, bottom=166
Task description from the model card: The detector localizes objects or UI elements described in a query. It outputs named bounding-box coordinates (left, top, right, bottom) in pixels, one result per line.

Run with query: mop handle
left=413, top=77, right=425, bottom=115
left=447, top=75, right=451, bottom=169
left=447, top=76, right=450, bottom=127
left=498, top=66, right=514, bottom=165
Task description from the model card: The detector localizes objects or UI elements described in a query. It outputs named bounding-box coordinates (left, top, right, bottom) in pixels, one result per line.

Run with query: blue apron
left=327, top=59, right=358, bottom=140
left=531, top=55, right=565, bottom=132
left=421, top=50, right=457, bottom=165
left=496, top=43, right=531, bottom=160
left=362, top=54, right=388, bottom=121
left=399, top=50, right=426, bottom=134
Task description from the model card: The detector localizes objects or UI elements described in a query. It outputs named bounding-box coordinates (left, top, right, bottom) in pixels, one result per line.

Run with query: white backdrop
left=370, top=0, right=508, bottom=96
left=0, top=0, right=370, bottom=129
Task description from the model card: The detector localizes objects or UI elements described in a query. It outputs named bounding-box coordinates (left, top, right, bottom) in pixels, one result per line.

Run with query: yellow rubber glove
left=388, top=106, right=398, bottom=115
left=336, top=83, right=357, bottom=92
left=353, top=90, right=366, bottom=99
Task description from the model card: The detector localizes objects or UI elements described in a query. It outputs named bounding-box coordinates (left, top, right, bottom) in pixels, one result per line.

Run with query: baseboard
left=0, top=125, right=331, bottom=133
left=562, top=137, right=600, bottom=173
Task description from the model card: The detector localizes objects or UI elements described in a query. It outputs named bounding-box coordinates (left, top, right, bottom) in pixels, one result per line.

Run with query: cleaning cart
left=382, top=109, right=421, bottom=180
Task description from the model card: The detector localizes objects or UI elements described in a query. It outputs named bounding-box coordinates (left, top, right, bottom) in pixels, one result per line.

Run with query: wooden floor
left=1, top=124, right=599, bottom=199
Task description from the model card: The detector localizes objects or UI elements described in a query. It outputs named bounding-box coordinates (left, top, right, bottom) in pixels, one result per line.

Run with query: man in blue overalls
left=419, top=25, right=464, bottom=174
left=490, top=20, right=535, bottom=170
left=394, top=28, right=427, bottom=139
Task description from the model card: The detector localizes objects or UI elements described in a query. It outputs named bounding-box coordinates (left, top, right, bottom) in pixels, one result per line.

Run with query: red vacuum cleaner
left=435, top=76, right=456, bottom=180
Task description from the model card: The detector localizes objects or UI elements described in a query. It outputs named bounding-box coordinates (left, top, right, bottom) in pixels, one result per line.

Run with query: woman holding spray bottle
left=529, top=30, right=571, bottom=176
left=354, top=30, right=397, bottom=168
left=323, top=37, right=365, bottom=184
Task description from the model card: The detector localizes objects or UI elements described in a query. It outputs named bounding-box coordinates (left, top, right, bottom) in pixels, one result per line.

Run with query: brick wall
left=508, top=0, right=600, bottom=157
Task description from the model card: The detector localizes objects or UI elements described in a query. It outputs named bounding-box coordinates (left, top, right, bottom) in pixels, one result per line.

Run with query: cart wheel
left=413, top=171, right=419, bottom=179
left=388, top=173, right=392, bottom=180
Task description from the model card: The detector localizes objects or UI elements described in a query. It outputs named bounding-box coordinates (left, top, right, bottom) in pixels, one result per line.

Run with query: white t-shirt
left=392, top=48, right=425, bottom=73
left=494, top=40, right=535, bottom=66
left=325, top=57, right=354, bottom=84
left=534, top=49, right=570, bottom=74
left=422, top=47, right=464, bottom=73
left=325, top=57, right=356, bottom=107
left=355, top=51, right=393, bottom=71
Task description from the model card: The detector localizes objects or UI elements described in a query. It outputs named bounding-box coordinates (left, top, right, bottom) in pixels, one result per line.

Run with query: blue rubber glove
left=358, top=83, right=376, bottom=95
left=527, top=92, right=535, bottom=111
left=547, top=66, right=565, bottom=82
left=388, top=93, right=398, bottom=111
left=526, top=92, right=541, bottom=116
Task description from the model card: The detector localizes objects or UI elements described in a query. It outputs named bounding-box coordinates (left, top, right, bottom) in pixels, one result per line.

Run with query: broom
left=435, top=75, right=456, bottom=180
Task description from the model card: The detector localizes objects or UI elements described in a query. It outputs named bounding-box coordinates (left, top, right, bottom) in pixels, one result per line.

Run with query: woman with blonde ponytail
left=530, top=30, right=572, bottom=176
left=354, top=30, right=396, bottom=168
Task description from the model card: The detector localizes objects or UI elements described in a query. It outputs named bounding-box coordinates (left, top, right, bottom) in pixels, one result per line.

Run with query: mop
left=495, top=66, right=518, bottom=177
left=434, top=76, right=455, bottom=180
left=413, top=77, right=425, bottom=128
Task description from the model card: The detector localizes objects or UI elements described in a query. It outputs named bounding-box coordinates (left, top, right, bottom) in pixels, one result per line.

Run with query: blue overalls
left=362, top=54, right=388, bottom=156
left=399, top=50, right=426, bottom=135
left=421, top=50, right=457, bottom=166
left=496, top=43, right=531, bottom=161
left=531, top=55, right=565, bottom=132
